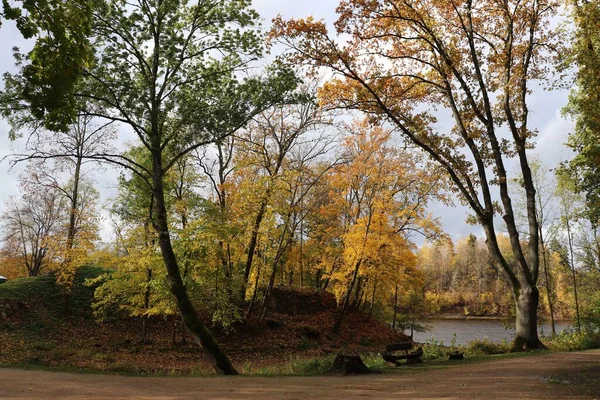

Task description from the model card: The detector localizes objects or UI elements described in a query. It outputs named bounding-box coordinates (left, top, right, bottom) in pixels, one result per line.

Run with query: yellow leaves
left=317, top=120, right=441, bottom=304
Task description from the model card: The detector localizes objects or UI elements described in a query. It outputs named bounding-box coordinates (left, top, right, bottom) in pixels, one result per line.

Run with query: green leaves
left=2, top=0, right=96, bottom=132
left=563, top=0, right=600, bottom=224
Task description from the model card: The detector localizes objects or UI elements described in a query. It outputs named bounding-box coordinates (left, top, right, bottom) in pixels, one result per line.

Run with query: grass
left=2, top=269, right=598, bottom=378
left=0, top=275, right=59, bottom=303
left=0, top=265, right=104, bottom=317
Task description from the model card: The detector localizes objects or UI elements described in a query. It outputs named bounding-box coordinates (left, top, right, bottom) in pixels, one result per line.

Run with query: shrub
left=463, top=338, right=510, bottom=356
left=422, top=337, right=450, bottom=360
left=544, top=330, right=600, bottom=352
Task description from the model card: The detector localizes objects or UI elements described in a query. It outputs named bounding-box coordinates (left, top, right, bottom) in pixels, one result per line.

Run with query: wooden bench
left=382, top=342, right=423, bottom=365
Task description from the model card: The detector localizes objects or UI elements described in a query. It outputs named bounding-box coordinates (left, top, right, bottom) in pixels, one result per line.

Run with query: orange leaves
left=271, top=15, right=328, bottom=39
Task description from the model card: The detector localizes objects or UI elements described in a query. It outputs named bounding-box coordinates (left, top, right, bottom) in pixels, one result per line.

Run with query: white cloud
left=0, top=1, right=575, bottom=246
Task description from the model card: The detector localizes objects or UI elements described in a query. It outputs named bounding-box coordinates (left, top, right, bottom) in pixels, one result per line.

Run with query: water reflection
left=411, top=319, right=573, bottom=345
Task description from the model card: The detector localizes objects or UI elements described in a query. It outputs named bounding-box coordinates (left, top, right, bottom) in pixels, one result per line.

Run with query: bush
left=463, top=338, right=510, bottom=356
left=581, top=292, right=600, bottom=333
left=543, top=330, right=600, bottom=352
left=422, top=337, right=454, bottom=360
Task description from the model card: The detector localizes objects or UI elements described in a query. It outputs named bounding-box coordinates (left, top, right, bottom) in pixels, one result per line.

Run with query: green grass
left=0, top=275, right=59, bottom=302
left=0, top=265, right=105, bottom=316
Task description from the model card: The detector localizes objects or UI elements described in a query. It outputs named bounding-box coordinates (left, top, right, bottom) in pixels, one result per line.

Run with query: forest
left=0, top=0, right=599, bottom=377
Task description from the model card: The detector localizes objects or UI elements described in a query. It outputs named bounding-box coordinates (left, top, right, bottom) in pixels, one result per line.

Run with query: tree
left=233, top=95, right=333, bottom=318
left=1, top=173, right=67, bottom=277
left=89, top=226, right=175, bottom=343
left=272, top=0, right=561, bottom=349
left=1, top=0, right=95, bottom=131
left=555, top=170, right=583, bottom=332
left=563, top=0, right=600, bottom=224
left=3, top=0, right=297, bottom=375
left=512, top=159, right=559, bottom=334
left=314, top=121, right=442, bottom=332
left=7, top=115, right=112, bottom=313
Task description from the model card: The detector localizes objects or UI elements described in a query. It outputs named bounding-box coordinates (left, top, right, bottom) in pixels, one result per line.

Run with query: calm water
left=411, top=319, right=573, bottom=345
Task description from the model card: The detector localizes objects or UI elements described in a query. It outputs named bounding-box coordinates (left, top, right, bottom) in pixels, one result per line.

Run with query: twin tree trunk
left=485, top=228, right=545, bottom=351
left=151, top=148, right=237, bottom=375
left=513, top=284, right=541, bottom=350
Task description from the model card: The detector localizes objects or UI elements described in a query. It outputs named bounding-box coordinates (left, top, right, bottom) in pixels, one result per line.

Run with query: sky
left=0, top=0, right=576, bottom=245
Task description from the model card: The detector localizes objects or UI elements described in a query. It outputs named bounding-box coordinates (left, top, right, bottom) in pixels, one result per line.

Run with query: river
left=411, top=318, right=574, bottom=345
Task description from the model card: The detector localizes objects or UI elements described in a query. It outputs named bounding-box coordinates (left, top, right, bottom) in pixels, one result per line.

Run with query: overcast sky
left=0, top=0, right=576, bottom=244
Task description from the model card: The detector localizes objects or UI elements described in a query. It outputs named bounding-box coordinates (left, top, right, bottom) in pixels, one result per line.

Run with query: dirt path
left=1, top=350, right=599, bottom=399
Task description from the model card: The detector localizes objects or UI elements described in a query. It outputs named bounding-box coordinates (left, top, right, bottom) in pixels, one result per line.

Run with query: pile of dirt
left=0, top=275, right=409, bottom=374
left=266, top=285, right=337, bottom=315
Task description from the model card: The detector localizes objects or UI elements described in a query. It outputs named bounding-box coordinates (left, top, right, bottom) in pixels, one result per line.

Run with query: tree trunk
left=540, top=237, right=556, bottom=335
left=152, top=149, right=237, bottom=375
left=566, top=219, right=582, bottom=332
left=392, top=284, right=399, bottom=330
left=512, top=284, right=544, bottom=350
left=299, top=217, right=304, bottom=287
left=333, top=259, right=362, bottom=332
left=245, top=256, right=261, bottom=319
left=368, top=282, right=377, bottom=319
left=141, top=267, right=152, bottom=343
left=62, top=155, right=82, bottom=314
left=243, top=198, right=269, bottom=299
left=171, top=316, right=177, bottom=347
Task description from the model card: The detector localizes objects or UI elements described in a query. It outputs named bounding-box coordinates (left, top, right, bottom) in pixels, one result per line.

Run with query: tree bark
left=333, top=259, right=362, bottom=332
left=565, top=219, right=582, bottom=332
left=141, top=267, right=152, bottom=343
left=151, top=149, right=237, bottom=375
left=513, top=284, right=543, bottom=350
left=540, top=237, right=556, bottom=335
left=243, top=200, right=267, bottom=297
left=392, top=284, right=399, bottom=330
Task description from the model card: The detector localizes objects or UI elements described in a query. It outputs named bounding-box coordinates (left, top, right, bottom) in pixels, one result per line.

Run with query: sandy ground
left=1, top=350, right=599, bottom=399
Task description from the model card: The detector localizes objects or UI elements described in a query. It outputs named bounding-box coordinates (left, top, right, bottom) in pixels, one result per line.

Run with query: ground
left=1, top=350, right=599, bottom=399
left=0, top=270, right=407, bottom=374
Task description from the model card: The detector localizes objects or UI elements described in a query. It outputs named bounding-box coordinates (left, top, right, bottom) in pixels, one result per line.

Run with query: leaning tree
left=2, top=0, right=297, bottom=374
left=272, top=0, right=562, bottom=349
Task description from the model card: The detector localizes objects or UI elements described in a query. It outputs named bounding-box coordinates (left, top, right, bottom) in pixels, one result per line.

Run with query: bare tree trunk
left=333, top=259, right=362, bottom=332
left=141, top=268, right=152, bottom=343
left=368, top=281, right=377, bottom=319
left=539, top=236, right=556, bottom=335
left=566, top=219, right=582, bottom=332
left=513, top=284, right=541, bottom=350
left=171, top=315, right=177, bottom=347
left=352, top=277, right=364, bottom=310
left=392, top=284, right=399, bottom=330
left=299, top=217, right=304, bottom=287
left=245, top=255, right=261, bottom=319
left=243, top=197, right=269, bottom=300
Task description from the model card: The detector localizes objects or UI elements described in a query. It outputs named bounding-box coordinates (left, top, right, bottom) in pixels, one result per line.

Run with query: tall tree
left=7, top=115, right=112, bottom=312
left=3, top=0, right=297, bottom=375
left=272, top=0, right=560, bottom=349
left=315, top=121, right=442, bottom=332
left=512, top=159, right=558, bottom=334
left=236, top=95, right=327, bottom=303
left=555, top=170, right=583, bottom=332
left=563, top=0, right=600, bottom=224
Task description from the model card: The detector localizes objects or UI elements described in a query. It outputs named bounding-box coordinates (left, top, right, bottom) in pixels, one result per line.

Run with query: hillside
left=0, top=268, right=408, bottom=374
